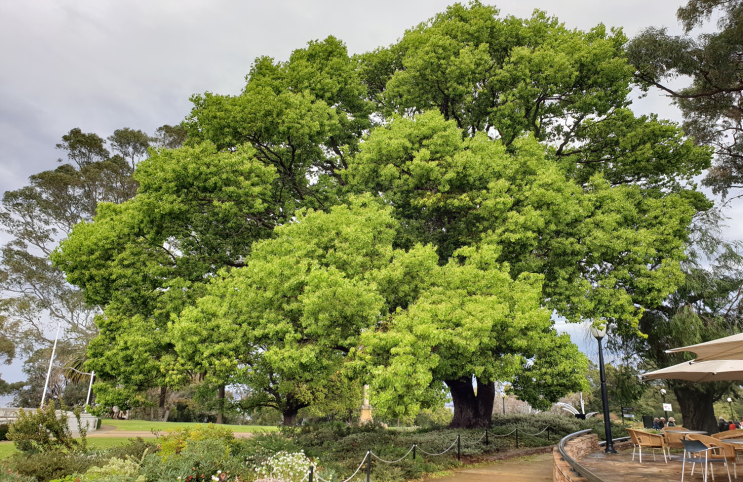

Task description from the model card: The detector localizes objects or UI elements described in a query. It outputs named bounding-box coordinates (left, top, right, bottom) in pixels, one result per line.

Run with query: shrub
left=3, top=451, right=101, bottom=482
left=255, top=451, right=310, bottom=482
left=0, top=469, right=36, bottom=482
left=0, top=424, right=9, bottom=442
left=156, top=424, right=235, bottom=459
left=80, top=457, right=146, bottom=482
left=6, top=403, right=88, bottom=454
left=104, top=438, right=158, bottom=462
left=234, top=433, right=302, bottom=469
left=140, top=439, right=250, bottom=482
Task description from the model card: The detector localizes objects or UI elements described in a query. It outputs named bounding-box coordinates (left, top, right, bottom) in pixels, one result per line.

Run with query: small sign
left=623, top=414, right=635, bottom=418
left=622, top=407, right=634, bottom=412
left=663, top=403, right=672, bottom=411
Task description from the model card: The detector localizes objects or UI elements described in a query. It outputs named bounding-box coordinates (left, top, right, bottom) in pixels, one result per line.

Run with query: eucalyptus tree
left=627, top=0, right=743, bottom=198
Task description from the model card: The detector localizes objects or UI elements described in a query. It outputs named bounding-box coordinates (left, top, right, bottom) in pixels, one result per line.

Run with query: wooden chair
left=627, top=428, right=668, bottom=463
left=687, top=434, right=735, bottom=481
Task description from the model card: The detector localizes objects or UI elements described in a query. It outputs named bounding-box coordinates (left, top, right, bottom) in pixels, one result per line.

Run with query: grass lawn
left=0, top=438, right=135, bottom=460
left=102, top=419, right=278, bottom=433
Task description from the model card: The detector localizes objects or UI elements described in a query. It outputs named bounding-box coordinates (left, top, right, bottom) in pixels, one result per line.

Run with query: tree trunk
left=150, top=406, right=154, bottom=422
left=446, top=377, right=494, bottom=428
left=216, top=385, right=225, bottom=424
left=162, top=405, right=171, bottom=422
left=674, top=385, right=719, bottom=433
left=282, top=407, right=299, bottom=426
left=158, top=386, right=167, bottom=421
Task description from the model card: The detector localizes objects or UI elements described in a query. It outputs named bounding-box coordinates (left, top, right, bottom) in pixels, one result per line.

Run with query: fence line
left=307, top=426, right=554, bottom=482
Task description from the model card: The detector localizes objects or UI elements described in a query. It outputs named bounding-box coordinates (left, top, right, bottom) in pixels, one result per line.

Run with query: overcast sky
left=1, top=0, right=741, bottom=401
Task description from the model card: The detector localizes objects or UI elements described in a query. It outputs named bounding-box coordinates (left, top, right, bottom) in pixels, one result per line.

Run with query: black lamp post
left=591, top=322, right=617, bottom=454
left=661, top=389, right=668, bottom=420
left=501, top=392, right=507, bottom=415
left=728, top=398, right=735, bottom=420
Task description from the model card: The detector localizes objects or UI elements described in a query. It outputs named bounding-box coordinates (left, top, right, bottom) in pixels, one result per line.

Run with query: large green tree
left=53, top=3, right=714, bottom=427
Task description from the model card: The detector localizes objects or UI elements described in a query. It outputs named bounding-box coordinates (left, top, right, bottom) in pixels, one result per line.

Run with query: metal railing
left=557, top=429, right=621, bottom=482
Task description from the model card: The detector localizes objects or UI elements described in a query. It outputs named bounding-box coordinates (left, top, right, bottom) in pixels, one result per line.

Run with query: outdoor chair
left=665, top=429, right=688, bottom=457
left=687, top=434, right=735, bottom=481
left=627, top=428, right=668, bottom=463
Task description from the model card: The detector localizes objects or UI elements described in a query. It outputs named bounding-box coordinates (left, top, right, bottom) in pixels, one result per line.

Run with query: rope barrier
left=415, top=439, right=458, bottom=457
left=370, top=445, right=415, bottom=464
left=520, top=427, right=549, bottom=437
left=306, top=427, right=552, bottom=480
left=313, top=451, right=369, bottom=482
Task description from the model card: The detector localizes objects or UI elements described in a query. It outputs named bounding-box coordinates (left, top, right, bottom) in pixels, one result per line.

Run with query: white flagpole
left=85, top=371, right=95, bottom=407
left=40, top=322, right=62, bottom=407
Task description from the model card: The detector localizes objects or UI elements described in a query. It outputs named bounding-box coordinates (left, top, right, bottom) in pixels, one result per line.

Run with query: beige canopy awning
left=640, top=359, right=743, bottom=383
left=665, top=333, right=743, bottom=362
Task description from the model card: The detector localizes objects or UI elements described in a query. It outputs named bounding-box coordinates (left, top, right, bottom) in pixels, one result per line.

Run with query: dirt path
left=425, top=453, right=553, bottom=482
left=86, top=425, right=254, bottom=438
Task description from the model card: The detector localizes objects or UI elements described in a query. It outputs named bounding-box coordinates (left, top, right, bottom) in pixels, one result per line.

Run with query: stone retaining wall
left=0, top=407, right=99, bottom=434
left=553, top=433, right=599, bottom=482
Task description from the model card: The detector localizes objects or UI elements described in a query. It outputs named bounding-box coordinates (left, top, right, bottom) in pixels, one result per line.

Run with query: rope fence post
left=516, top=428, right=519, bottom=449
left=413, top=444, right=416, bottom=460
left=457, top=434, right=461, bottom=461
left=309, top=466, right=313, bottom=482
left=485, top=429, right=489, bottom=445
left=366, top=450, right=371, bottom=482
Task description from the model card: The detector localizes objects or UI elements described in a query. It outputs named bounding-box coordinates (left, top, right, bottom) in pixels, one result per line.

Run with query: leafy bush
left=0, top=424, right=9, bottom=442
left=0, top=469, right=36, bottom=482
left=234, top=433, right=302, bottom=469
left=6, top=403, right=88, bottom=454
left=155, top=424, right=235, bottom=459
left=79, top=457, right=146, bottom=482
left=104, top=438, right=158, bottom=462
left=255, top=451, right=310, bottom=482
left=3, top=451, right=101, bottom=482
left=140, top=439, right=250, bottom=482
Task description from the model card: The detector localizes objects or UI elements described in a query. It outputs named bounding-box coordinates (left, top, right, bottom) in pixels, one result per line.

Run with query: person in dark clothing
left=659, top=417, right=666, bottom=428
left=653, top=417, right=661, bottom=430
left=667, top=417, right=677, bottom=427
left=719, top=417, right=730, bottom=432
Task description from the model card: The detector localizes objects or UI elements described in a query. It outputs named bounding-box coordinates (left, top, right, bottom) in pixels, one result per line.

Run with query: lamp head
left=729, top=398, right=733, bottom=403
left=589, top=322, right=607, bottom=340
left=501, top=392, right=507, bottom=399
left=660, top=389, right=666, bottom=396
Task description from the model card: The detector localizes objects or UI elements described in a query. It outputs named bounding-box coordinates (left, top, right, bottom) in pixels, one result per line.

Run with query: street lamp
left=501, top=392, right=507, bottom=415
left=590, top=322, right=617, bottom=454
left=728, top=398, right=735, bottom=420
left=660, top=389, right=668, bottom=420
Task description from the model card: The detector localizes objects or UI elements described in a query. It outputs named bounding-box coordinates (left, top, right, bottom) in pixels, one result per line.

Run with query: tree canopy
left=51, top=2, right=715, bottom=427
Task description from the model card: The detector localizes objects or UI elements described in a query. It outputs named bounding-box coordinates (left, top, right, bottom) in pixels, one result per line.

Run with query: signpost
left=621, top=407, right=635, bottom=424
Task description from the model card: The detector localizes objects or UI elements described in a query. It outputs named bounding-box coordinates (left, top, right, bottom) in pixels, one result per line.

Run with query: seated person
left=659, top=417, right=666, bottom=428
left=719, top=417, right=730, bottom=432
left=653, top=417, right=661, bottom=430
left=667, top=417, right=677, bottom=427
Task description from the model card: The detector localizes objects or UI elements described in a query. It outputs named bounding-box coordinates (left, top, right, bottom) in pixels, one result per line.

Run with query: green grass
left=0, top=442, right=15, bottom=460
left=101, top=419, right=278, bottom=433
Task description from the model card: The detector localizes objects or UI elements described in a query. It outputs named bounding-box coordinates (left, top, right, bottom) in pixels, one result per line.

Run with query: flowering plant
left=255, top=451, right=310, bottom=482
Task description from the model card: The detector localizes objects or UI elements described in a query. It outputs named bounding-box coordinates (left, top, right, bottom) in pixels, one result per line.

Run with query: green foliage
left=6, top=403, right=87, bottom=454
left=627, top=0, right=743, bottom=197
left=103, top=438, right=158, bottom=462
left=77, top=457, right=146, bottom=482
left=415, top=408, right=454, bottom=428
left=3, top=451, right=100, bottom=482
left=155, top=425, right=235, bottom=459
left=140, top=439, right=248, bottom=482
left=255, top=451, right=310, bottom=482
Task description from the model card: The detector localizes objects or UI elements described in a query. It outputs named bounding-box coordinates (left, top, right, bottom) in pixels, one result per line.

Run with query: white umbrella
left=665, top=333, right=743, bottom=362
left=640, top=359, right=743, bottom=383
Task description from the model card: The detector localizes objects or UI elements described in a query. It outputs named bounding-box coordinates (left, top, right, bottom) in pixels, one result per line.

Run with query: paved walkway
left=579, top=448, right=714, bottom=482
left=425, top=453, right=553, bottom=482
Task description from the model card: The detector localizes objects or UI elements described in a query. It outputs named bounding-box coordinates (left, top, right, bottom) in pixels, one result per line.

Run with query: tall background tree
left=628, top=0, right=743, bottom=199
left=0, top=124, right=183, bottom=408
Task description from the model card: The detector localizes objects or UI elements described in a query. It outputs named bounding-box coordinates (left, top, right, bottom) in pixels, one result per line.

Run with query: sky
left=1, top=0, right=741, bottom=404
